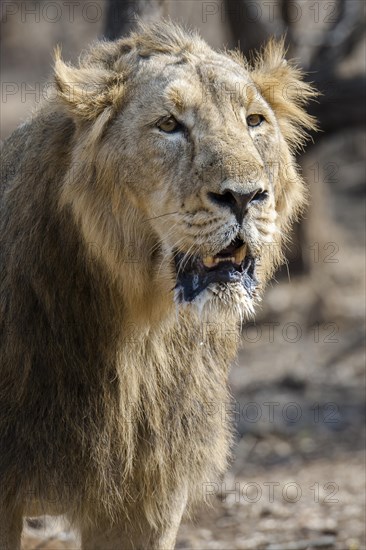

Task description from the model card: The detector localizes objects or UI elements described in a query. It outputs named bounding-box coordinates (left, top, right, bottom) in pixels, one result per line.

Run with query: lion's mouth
left=173, top=237, right=257, bottom=303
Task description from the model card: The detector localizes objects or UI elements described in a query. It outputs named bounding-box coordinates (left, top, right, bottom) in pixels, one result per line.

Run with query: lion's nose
left=208, top=187, right=265, bottom=223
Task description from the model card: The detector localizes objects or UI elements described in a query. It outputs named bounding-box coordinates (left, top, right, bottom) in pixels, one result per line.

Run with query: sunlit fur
left=0, top=20, right=316, bottom=549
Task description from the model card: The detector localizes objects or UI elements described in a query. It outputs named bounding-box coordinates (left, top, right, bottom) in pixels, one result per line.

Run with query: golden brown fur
left=0, top=21, right=316, bottom=549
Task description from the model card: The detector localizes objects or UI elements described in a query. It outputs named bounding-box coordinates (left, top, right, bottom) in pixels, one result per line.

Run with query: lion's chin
left=173, top=237, right=258, bottom=309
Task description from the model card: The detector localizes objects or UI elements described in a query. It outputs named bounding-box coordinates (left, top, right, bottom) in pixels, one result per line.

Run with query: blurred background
left=1, top=1, right=365, bottom=548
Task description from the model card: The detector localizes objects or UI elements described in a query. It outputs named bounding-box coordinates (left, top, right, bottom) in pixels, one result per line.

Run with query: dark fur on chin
left=174, top=253, right=257, bottom=303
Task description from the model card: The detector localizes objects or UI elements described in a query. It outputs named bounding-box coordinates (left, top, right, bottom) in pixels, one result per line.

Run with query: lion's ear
left=54, top=47, right=126, bottom=121
left=250, top=39, right=318, bottom=151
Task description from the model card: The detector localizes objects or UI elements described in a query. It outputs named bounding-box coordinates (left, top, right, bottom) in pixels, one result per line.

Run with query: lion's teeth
left=215, top=256, right=234, bottom=264
left=202, top=256, right=216, bottom=268
left=234, top=244, right=247, bottom=264
left=203, top=249, right=246, bottom=268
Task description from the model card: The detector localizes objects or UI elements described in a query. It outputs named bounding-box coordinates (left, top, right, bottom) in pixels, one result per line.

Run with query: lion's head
left=54, top=21, right=316, bottom=322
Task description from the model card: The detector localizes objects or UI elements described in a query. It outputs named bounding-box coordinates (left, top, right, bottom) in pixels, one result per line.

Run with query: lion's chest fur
left=1, top=227, right=235, bottom=521
left=17, top=316, right=235, bottom=522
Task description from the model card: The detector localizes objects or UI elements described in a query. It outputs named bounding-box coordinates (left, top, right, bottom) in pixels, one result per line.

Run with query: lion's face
left=55, top=22, right=316, bottom=318
left=107, top=55, right=279, bottom=309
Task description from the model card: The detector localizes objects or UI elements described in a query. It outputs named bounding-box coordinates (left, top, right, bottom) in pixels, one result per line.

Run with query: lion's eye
left=157, top=116, right=182, bottom=133
left=246, top=114, right=265, bottom=128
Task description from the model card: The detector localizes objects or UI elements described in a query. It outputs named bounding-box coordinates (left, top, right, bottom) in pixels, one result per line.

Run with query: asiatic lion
left=0, top=20, right=316, bottom=550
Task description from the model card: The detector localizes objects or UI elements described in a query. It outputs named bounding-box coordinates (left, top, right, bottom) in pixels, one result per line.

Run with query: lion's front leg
left=80, top=490, right=187, bottom=550
left=82, top=524, right=179, bottom=550
left=81, top=519, right=182, bottom=550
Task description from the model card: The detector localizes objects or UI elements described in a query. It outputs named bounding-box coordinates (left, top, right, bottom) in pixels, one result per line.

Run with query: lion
left=0, top=20, right=316, bottom=550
